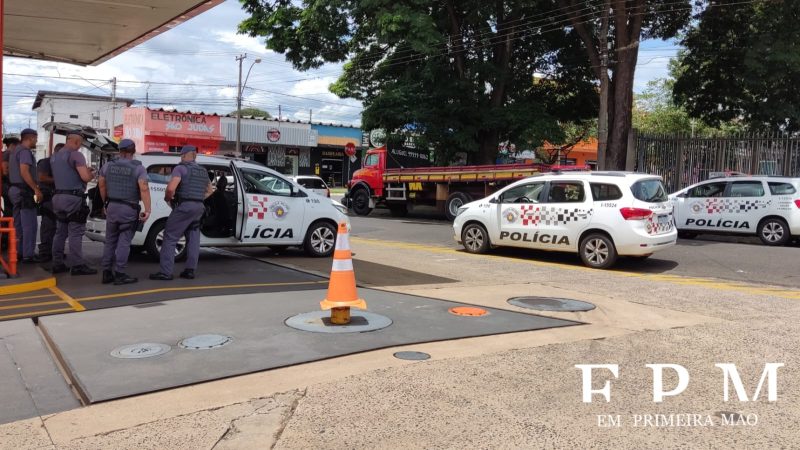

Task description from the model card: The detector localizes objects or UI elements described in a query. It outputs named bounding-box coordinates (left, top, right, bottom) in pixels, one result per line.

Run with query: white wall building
left=32, top=91, right=135, bottom=159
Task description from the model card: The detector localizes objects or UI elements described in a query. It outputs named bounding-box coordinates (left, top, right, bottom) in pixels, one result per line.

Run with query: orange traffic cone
left=320, top=222, right=367, bottom=324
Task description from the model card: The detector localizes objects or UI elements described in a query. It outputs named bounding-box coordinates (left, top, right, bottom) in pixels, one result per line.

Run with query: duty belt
left=108, top=199, right=140, bottom=209
left=55, top=189, right=85, bottom=197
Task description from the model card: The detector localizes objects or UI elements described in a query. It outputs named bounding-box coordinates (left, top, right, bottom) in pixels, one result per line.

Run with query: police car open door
left=231, top=161, right=306, bottom=244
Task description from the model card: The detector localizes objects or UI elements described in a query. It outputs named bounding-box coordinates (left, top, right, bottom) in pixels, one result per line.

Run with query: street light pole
left=235, top=54, right=261, bottom=155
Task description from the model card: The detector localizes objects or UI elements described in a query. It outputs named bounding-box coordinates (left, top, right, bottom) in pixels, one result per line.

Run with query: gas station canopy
left=3, top=0, right=224, bottom=66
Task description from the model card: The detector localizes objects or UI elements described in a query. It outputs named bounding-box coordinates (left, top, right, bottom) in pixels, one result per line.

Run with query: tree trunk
left=477, top=129, right=500, bottom=165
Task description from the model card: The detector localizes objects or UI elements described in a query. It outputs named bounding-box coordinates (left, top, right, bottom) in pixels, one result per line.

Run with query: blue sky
left=2, top=0, right=680, bottom=134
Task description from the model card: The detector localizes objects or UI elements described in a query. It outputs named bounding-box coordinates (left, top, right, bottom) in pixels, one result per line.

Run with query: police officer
left=2, top=135, right=20, bottom=218
left=98, top=139, right=151, bottom=284
left=149, top=145, right=213, bottom=280
left=51, top=130, right=97, bottom=275
left=36, top=143, right=62, bottom=263
left=8, top=129, right=43, bottom=263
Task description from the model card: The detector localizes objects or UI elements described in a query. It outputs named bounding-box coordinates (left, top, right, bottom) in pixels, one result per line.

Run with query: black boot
left=50, top=264, right=69, bottom=274
left=71, top=265, right=98, bottom=276
left=149, top=272, right=173, bottom=281
left=113, top=272, right=138, bottom=285
left=179, top=269, right=195, bottom=280
left=102, top=270, right=115, bottom=284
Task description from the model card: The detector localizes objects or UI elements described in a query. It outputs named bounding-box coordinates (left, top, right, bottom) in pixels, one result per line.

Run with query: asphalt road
left=350, top=206, right=800, bottom=289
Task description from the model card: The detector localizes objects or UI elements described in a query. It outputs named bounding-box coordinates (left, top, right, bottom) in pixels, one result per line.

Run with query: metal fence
left=635, top=133, right=800, bottom=192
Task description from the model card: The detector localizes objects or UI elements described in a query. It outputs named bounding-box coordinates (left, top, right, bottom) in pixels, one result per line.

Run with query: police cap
left=118, top=138, right=136, bottom=153
left=180, top=145, right=198, bottom=155
left=20, top=128, right=38, bottom=137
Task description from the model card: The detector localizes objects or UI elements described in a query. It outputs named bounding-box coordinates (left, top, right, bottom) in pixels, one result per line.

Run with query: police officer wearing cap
left=98, top=139, right=151, bottom=284
left=8, top=129, right=43, bottom=263
left=2, top=135, right=20, bottom=218
left=150, top=145, right=213, bottom=280
left=51, top=130, right=97, bottom=275
left=36, top=143, right=63, bottom=263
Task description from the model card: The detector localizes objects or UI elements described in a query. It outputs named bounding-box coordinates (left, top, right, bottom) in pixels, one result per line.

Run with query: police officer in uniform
left=51, top=130, right=97, bottom=275
left=149, top=145, right=213, bottom=280
left=8, top=129, right=43, bottom=263
left=98, top=139, right=151, bottom=284
left=2, top=135, right=20, bottom=218
left=36, top=143, right=63, bottom=263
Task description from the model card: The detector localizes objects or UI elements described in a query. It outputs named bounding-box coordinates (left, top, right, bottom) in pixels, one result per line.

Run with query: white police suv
left=670, top=176, right=800, bottom=246
left=453, top=172, right=677, bottom=269
left=85, top=153, right=350, bottom=259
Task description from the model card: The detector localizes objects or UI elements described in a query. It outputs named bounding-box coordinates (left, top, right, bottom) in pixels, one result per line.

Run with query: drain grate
left=508, top=297, right=595, bottom=312
left=393, top=351, right=431, bottom=361
left=110, top=343, right=171, bottom=359
left=179, top=334, right=233, bottom=350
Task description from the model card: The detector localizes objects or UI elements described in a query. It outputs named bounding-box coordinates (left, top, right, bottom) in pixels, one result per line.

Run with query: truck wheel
left=145, top=220, right=187, bottom=262
left=445, top=192, right=471, bottom=221
left=579, top=233, right=617, bottom=269
left=351, top=189, right=373, bottom=216
left=388, top=204, right=408, bottom=217
left=758, top=217, right=791, bottom=246
left=461, top=223, right=490, bottom=254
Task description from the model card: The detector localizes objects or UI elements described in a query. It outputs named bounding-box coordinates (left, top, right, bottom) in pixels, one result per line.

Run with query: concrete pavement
left=2, top=232, right=798, bottom=448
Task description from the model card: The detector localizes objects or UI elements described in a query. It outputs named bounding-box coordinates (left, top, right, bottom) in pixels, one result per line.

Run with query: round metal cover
left=449, top=306, right=489, bottom=317
left=285, top=311, right=392, bottom=334
left=179, top=334, right=233, bottom=350
left=508, top=296, right=595, bottom=312
left=110, top=343, right=171, bottom=359
left=394, top=351, right=431, bottom=361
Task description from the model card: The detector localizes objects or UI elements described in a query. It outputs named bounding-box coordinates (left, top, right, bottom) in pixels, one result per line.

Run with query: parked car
left=292, top=175, right=330, bottom=198
left=670, top=176, right=800, bottom=245
left=85, top=153, right=349, bottom=259
left=453, top=172, right=677, bottom=269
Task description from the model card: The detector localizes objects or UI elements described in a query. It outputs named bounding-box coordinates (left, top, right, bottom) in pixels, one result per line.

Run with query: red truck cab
left=348, top=147, right=387, bottom=198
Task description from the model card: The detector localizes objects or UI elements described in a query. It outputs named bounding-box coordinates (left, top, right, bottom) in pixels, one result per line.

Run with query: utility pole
left=309, top=109, right=312, bottom=123
left=146, top=83, right=150, bottom=108
left=597, top=0, right=610, bottom=171
left=48, top=100, right=55, bottom=156
left=278, top=105, right=282, bottom=121
left=235, top=54, right=245, bottom=154
left=235, top=54, right=261, bottom=154
left=110, top=77, right=117, bottom=139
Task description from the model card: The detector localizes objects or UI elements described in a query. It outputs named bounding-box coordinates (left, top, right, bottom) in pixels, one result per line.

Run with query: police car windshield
left=632, top=179, right=668, bottom=203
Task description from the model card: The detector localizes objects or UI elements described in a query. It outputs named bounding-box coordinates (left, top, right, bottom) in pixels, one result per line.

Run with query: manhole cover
left=394, top=351, right=431, bottom=361
left=110, top=343, right=171, bottom=359
left=507, top=297, right=596, bottom=312
left=448, top=306, right=489, bottom=317
left=285, top=311, right=392, bottom=333
left=179, top=334, right=233, bottom=350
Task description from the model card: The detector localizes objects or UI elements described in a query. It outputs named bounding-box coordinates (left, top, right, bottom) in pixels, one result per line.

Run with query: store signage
left=143, top=110, right=222, bottom=139
left=267, top=128, right=281, bottom=142
left=369, top=129, right=386, bottom=148
left=344, top=142, right=357, bottom=157
left=245, top=145, right=265, bottom=154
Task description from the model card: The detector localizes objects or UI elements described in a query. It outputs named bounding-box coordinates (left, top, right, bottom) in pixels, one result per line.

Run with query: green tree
left=231, top=107, right=271, bottom=118
left=673, top=0, right=800, bottom=133
left=238, top=0, right=598, bottom=164
left=558, top=0, right=692, bottom=169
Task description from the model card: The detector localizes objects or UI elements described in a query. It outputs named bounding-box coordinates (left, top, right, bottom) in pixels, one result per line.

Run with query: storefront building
left=219, top=117, right=317, bottom=176
left=311, top=123, right=364, bottom=187
left=122, top=108, right=223, bottom=154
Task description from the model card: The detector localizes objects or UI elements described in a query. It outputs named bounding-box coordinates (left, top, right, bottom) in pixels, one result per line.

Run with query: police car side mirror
left=676, top=192, right=687, bottom=198
left=489, top=196, right=500, bottom=204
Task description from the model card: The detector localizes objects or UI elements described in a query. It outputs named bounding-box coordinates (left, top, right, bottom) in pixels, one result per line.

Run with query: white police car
left=453, top=172, right=677, bottom=269
left=670, top=176, right=800, bottom=245
left=85, top=153, right=350, bottom=259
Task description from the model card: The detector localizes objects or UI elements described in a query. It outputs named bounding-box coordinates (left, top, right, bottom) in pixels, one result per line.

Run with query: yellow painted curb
left=0, top=277, right=56, bottom=296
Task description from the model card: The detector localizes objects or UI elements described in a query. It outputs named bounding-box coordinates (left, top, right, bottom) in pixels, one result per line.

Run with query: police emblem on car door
left=232, top=162, right=305, bottom=243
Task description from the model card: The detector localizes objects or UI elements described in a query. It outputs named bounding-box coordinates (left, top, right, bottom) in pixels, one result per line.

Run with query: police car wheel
left=461, top=223, right=490, bottom=254
left=304, top=222, right=337, bottom=257
left=579, top=233, right=617, bottom=269
left=145, top=221, right=188, bottom=262
left=758, top=218, right=791, bottom=246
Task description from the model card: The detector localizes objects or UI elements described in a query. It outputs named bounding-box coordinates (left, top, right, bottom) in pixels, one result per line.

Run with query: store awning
left=3, top=0, right=224, bottom=66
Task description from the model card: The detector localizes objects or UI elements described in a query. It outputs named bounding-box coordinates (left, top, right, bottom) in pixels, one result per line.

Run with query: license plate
left=657, top=214, right=669, bottom=225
